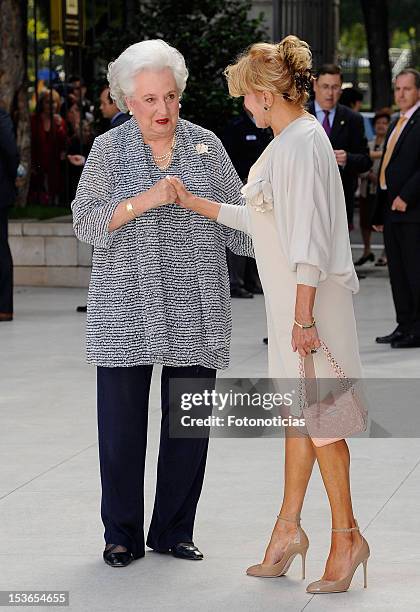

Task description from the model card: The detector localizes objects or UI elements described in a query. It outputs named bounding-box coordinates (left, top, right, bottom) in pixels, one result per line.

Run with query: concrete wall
left=9, top=220, right=92, bottom=288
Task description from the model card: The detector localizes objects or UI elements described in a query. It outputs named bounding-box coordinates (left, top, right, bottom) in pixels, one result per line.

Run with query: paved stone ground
left=1, top=270, right=419, bottom=612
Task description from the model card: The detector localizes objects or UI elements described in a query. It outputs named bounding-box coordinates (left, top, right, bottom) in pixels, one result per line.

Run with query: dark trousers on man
left=97, top=364, right=216, bottom=559
left=0, top=208, right=13, bottom=314
left=384, top=220, right=420, bottom=336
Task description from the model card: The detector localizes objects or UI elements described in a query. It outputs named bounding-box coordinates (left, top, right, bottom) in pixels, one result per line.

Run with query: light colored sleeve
left=217, top=202, right=252, bottom=235
left=208, top=135, right=254, bottom=257
left=269, top=130, right=332, bottom=283
left=71, top=137, right=122, bottom=248
left=296, top=263, right=321, bottom=287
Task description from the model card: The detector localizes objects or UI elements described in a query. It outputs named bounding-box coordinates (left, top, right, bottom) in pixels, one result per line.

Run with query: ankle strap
left=277, top=514, right=301, bottom=526
left=332, top=519, right=359, bottom=533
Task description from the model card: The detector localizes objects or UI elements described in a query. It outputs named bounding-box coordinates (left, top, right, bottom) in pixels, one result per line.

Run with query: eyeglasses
left=319, top=84, right=342, bottom=92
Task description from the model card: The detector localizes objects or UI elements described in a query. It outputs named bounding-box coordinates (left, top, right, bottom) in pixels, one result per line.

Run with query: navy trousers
left=97, top=364, right=216, bottom=558
left=384, top=221, right=420, bottom=335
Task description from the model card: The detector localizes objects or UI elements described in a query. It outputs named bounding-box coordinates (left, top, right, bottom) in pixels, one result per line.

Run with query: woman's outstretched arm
left=167, top=176, right=251, bottom=234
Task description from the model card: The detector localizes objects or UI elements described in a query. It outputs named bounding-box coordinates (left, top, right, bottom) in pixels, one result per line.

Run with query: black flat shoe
left=263, top=337, right=268, bottom=345
left=230, top=287, right=254, bottom=299
left=376, top=329, right=405, bottom=344
left=103, top=544, right=133, bottom=567
left=391, top=334, right=420, bottom=349
left=76, top=305, right=87, bottom=313
left=354, top=253, right=375, bottom=266
left=171, top=542, right=203, bottom=560
left=245, top=285, right=263, bottom=295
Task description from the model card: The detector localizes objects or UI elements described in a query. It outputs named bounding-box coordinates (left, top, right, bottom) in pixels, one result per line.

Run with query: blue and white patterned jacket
left=72, top=118, right=253, bottom=368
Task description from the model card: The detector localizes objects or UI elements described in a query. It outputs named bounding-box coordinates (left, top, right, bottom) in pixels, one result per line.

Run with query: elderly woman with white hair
left=71, top=39, right=252, bottom=568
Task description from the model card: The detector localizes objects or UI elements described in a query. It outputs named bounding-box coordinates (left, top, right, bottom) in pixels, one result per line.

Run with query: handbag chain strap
left=298, top=341, right=354, bottom=411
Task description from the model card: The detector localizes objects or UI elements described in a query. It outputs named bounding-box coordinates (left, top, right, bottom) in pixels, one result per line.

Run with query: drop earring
left=264, top=105, right=268, bottom=111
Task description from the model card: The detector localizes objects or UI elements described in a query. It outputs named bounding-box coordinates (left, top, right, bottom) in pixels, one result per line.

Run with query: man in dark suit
left=99, top=85, right=131, bottom=128
left=373, top=69, right=420, bottom=348
left=222, top=107, right=272, bottom=297
left=0, top=108, right=19, bottom=322
left=309, top=64, right=372, bottom=228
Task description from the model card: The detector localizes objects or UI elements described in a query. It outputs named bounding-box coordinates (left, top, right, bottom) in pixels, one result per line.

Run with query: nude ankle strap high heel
left=306, top=520, right=370, bottom=594
left=246, top=514, right=309, bottom=579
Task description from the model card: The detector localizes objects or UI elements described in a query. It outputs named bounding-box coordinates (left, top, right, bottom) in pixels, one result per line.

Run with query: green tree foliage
left=340, top=0, right=364, bottom=31
left=91, top=0, right=268, bottom=135
left=339, top=22, right=366, bottom=58
left=340, top=0, right=420, bottom=68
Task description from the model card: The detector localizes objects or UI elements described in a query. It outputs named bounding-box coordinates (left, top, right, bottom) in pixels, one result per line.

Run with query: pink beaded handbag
left=298, top=341, right=368, bottom=447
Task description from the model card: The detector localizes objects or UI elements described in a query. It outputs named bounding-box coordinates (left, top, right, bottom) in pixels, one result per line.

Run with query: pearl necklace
left=153, top=134, right=176, bottom=170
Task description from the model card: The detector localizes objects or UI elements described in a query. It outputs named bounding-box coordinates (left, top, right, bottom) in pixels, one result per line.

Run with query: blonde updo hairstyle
left=224, top=35, right=313, bottom=107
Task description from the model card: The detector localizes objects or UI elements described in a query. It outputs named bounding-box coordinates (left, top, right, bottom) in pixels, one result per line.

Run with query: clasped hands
left=151, top=177, right=320, bottom=358
left=147, top=176, right=195, bottom=209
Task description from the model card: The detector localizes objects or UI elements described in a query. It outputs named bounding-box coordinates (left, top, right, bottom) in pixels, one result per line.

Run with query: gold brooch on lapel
left=340, top=120, right=345, bottom=125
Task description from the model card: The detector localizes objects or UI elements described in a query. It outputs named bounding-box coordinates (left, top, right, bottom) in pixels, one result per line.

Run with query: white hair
left=107, top=39, right=189, bottom=112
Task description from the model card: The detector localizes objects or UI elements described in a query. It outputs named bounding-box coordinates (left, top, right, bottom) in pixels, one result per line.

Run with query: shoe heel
left=301, top=550, right=307, bottom=580
left=363, top=559, right=368, bottom=588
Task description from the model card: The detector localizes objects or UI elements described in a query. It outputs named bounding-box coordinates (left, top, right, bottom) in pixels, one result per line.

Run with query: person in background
left=0, top=107, right=19, bottom=322
left=308, top=65, right=372, bottom=230
left=29, top=89, right=68, bottom=205
left=67, top=119, right=95, bottom=201
left=222, top=106, right=271, bottom=297
left=99, top=84, right=131, bottom=128
left=72, top=86, right=130, bottom=313
left=340, top=87, right=375, bottom=140
left=340, top=87, right=363, bottom=112
left=65, top=101, right=82, bottom=138
left=61, top=76, right=93, bottom=126
left=356, top=108, right=391, bottom=267
left=374, top=68, right=420, bottom=348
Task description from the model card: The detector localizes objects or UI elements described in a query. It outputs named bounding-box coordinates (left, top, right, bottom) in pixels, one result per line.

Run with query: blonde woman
left=168, top=36, right=369, bottom=594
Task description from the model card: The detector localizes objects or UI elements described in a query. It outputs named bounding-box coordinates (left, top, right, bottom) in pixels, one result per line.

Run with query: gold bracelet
left=294, top=317, right=316, bottom=329
left=126, top=199, right=136, bottom=221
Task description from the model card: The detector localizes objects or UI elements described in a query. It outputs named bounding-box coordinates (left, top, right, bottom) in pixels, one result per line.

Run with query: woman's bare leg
left=262, top=434, right=315, bottom=564
left=314, top=439, right=363, bottom=579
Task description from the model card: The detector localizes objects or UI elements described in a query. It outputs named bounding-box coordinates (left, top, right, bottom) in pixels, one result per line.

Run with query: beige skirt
left=249, top=206, right=362, bottom=381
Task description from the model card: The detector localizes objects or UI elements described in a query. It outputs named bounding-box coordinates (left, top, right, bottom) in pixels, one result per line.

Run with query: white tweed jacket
left=71, top=118, right=253, bottom=368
